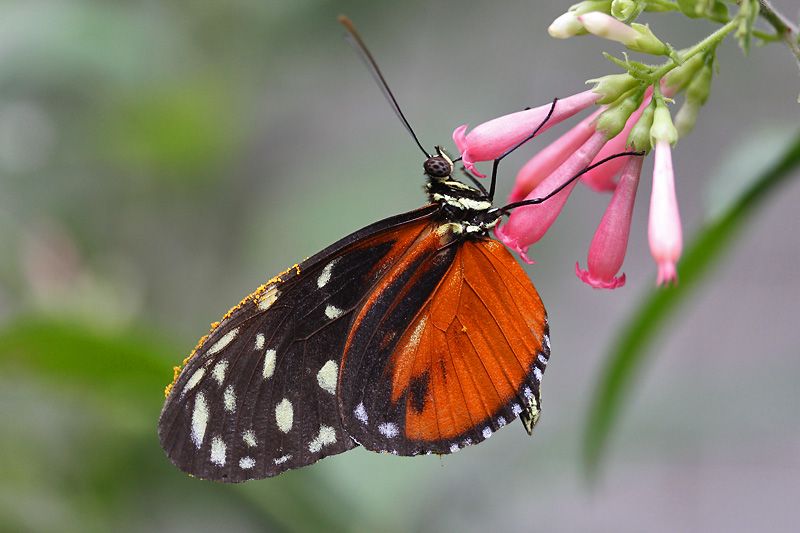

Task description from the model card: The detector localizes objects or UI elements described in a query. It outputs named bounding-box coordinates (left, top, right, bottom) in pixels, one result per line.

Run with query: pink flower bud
left=648, top=139, right=682, bottom=286
left=577, top=12, right=668, bottom=55
left=453, top=90, right=601, bottom=177
left=581, top=83, right=678, bottom=191
left=495, top=129, right=608, bottom=263
left=548, top=12, right=588, bottom=38
left=509, top=109, right=601, bottom=203
left=581, top=91, right=652, bottom=191
left=576, top=155, right=643, bottom=288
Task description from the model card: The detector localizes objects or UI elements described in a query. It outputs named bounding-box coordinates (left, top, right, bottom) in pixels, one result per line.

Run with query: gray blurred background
left=1, top=0, right=798, bottom=531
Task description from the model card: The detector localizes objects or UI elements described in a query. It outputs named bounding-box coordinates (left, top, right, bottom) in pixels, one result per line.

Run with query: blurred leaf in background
left=583, top=126, right=800, bottom=479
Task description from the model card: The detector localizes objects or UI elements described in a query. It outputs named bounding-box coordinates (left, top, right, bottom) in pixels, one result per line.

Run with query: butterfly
left=157, top=18, right=550, bottom=483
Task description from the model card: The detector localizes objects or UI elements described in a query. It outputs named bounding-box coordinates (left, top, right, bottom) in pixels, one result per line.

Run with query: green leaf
left=582, top=129, right=800, bottom=479
left=96, top=78, right=242, bottom=184
left=0, top=317, right=175, bottom=425
left=705, top=126, right=798, bottom=221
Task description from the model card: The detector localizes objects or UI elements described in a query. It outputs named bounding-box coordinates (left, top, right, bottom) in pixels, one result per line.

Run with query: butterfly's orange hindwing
left=338, top=234, right=549, bottom=455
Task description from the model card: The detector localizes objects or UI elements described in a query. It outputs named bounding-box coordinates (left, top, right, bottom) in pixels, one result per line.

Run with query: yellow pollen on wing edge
left=163, top=258, right=305, bottom=399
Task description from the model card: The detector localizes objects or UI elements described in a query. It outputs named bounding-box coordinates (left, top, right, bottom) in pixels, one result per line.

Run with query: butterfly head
left=423, top=147, right=454, bottom=179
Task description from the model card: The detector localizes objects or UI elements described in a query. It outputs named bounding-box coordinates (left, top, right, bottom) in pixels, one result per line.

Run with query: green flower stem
left=757, top=0, right=800, bottom=69
left=649, top=19, right=738, bottom=82
left=752, top=29, right=781, bottom=43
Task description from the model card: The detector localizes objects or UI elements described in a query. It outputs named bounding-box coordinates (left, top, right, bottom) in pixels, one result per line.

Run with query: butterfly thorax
left=425, top=176, right=499, bottom=237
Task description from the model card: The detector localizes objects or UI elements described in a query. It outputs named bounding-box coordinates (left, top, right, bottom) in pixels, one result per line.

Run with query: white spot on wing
left=325, top=304, right=343, bottom=320
left=182, top=367, right=205, bottom=395
left=210, top=436, right=226, bottom=466
left=275, top=398, right=293, bottom=433
left=207, top=328, right=239, bottom=356
left=212, top=360, right=228, bottom=385
left=482, top=427, right=493, bottom=439
left=317, top=258, right=339, bottom=288
left=538, top=352, right=548, bottom=365
left=258, top=286, right=279, bottom=310
left=255, top=333, right=265, bottom=351
left=523, top=386, right=534, bottom=400
left=262, top=349, right=276, bottom=379
left=497, top=417, right=507, bottom=427
left=534, top=367, right=543, bottom=382
left=354, top=403, right=368, bottom=424
left=274, top=454, right=292, bottom=465
left=316, top=360, right=338, bottom=394
left=378, top=422, right=399, bottom=439
left=511, top=403, right=522, bottom=416
left=191, top=392, right=209, bottom=448
left=223, top=384, right=236, bottom=413
left=308, top=425, right=337, bottom=453
left=239, top=456, right=255, bottom=469
left=243, top=429, right=257, bottom=447
left=449, top=443, right=459, bottom=453
left=543, top=333, right=550, bottom=351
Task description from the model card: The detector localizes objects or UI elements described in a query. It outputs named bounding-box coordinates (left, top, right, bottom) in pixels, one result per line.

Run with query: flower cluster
left=452, top=6, right=728, bottom=288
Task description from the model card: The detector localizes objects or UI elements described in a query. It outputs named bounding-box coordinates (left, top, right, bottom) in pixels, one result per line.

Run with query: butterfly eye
left=424, top=156, right=453, bottom=178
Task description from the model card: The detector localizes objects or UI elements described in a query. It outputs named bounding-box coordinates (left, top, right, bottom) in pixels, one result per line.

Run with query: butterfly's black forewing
left=158, top=205, right=438, bottom=482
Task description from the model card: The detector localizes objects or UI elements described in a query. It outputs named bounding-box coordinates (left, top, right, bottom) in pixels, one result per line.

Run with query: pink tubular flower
left=511, top=87, right=658, bottom=201
left=580, top=95, right=650, bottom=191
left=509, top=108, right=601, bottom=203
left=453, top=90, right=601, bottom=177
left=648, top=138, right=682, bottom=286
left=577, top=12, right=668, bottom=55
left=495, top=128, right=609, bottom=263
left=577, top=12, right=643, bottom=44
left=576, top=155, right=644, bottom=288
left=451, top=76, right=686, bottom=287
left=580, top=84, right=675, bottom=192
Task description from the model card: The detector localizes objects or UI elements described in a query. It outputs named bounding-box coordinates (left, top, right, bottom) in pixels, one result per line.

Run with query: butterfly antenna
left=339, top=15, right=431, bottom=158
